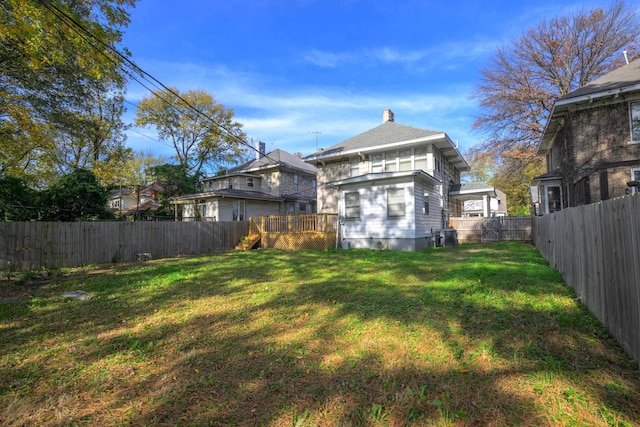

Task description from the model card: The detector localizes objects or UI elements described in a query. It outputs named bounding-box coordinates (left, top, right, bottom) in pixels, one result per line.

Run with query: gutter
left=554, top=83, right=640, bottom=107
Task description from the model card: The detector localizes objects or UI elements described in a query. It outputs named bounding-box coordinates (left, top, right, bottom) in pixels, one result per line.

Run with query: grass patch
left=0, top=242, right=638, bottom=426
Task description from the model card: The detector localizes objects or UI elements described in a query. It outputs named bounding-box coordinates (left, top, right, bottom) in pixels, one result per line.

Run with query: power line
left=37, top=0, right=275, bottom=164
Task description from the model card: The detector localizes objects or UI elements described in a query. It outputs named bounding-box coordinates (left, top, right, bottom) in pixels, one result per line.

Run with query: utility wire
left=38, top=0, right=274, bottom=165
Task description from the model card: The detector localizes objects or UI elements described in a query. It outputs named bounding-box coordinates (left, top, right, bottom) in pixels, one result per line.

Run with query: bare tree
left=473, top=0, right=640, bottom=161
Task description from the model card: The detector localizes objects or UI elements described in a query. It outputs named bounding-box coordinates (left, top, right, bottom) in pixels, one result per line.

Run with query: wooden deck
left=241, top=214, right=339, bottom=250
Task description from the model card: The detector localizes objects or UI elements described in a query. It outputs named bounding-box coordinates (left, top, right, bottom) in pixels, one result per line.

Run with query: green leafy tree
left=135, top=88, right=248, bottom=178
left=117, top=150, right=168, bottom=188
left=147, top=164, right=200, bottom=198
left=46, top=89, right=131, bottom=181
left=0, top=0, right=136, bottom=184
left=41, top=169, right=113, bottom=221
left=0, top=176, right=38, bottom=221
left=462, top=150, right=496, bottom=184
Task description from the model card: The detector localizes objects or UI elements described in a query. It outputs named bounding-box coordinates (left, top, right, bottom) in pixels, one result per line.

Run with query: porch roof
left=449, top=183, right=497, bottom=202
left=169, top=189, right=283, bottom=205
left=530, top=169, right=562, bottom=186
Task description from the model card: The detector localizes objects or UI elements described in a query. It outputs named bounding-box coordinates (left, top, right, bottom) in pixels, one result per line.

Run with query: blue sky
left=120, top=0, right=619, bottom=162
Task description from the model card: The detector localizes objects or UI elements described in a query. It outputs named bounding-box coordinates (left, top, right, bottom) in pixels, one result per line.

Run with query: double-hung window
left=631, top=101, right=640, bottom=142
left=423, top=193, right=430, bottom=215
left=387, top=188, right=405, bottom=218
left=345, top=192, right=360, bottom=219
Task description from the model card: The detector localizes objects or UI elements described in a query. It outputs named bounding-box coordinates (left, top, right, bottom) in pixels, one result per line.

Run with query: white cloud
left=124, top=57, right=482, bottom=158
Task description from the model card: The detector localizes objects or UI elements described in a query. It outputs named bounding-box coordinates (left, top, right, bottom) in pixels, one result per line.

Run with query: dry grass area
left=0, top=242, right=638, bottom=426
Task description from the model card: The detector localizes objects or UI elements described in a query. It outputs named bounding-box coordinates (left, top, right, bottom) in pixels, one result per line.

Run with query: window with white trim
left=233, top=200, right=245, bottom=221
left=414, top=147, right=428, bottom=171
left=631, top=168, right=640, bottom=194
left=345, top=192, right=360, bottom=219
left=349, top=157, right=360, bottom=177
left=399, top=149, right=412, bottom=171
left=387, top=188, right=406, bottom=218
left=198, top=201, right=207, bottom=218
left=423, top=193, right=430, bottom=215
left=546, top=185, right=562, bottom=214
left=385, top=152, right=398, bottom=172
left=631, top=101, right=640, bottom=142
left=370, top=154, right=383, bottom=173
left=293, top=174, right=299, bottom=192
left=246, top=177, right=254, bottom=188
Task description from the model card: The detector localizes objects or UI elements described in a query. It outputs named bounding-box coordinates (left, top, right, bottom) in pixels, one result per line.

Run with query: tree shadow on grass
left=1, top=243, right=639, bottom=425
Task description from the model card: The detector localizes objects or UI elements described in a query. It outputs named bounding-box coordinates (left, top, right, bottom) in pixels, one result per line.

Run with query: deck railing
left=249, top=214, right=339, bottom=250
left=250, top=214, right=338, bottom=235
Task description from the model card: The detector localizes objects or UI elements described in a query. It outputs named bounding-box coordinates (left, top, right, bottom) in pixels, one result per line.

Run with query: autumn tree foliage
left=0, top=0, right=136, bottom=185
left=472, top=1, right=640, bottom=213
left=135, top=88, right=247, bottom=179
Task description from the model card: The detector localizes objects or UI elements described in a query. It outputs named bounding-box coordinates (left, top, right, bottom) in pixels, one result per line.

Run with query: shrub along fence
left=533, top=194, right=640, bottom=363
left=0, top=221, right=248, bottom=270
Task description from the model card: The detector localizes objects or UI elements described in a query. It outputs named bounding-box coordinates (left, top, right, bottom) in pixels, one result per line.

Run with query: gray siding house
left=304, top=109, right=469, bottom=251
left=171, top=148, right=317, bottom=221
left=532, top=58, right=640, bottom=215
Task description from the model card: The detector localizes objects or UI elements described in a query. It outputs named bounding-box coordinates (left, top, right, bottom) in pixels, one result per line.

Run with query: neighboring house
left=108, top=182, right=163, bottom=217
left=170, top=147, right=317, bottom=221
left=449, top=183, right=508, bottom=217
left=304, top=109, right=470, bottom=251
left=532, top=57, right=640, bottom=215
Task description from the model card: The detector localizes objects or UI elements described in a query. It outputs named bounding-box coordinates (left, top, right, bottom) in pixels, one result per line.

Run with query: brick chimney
left=383, top=109, right=394, bottom=123
left=255, top=140, right=266, bottom=160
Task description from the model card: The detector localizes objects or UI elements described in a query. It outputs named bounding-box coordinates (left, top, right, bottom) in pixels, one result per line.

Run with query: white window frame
left=293, top=174, right=299, bottom=192
left=232, top=200, right=245, bottom=221
left=246, top=177, right=254, bottom=188
left=414, top=147, right=428, bottom=171
left=423, top=193, right=430, bottom=215
left=349, top=157, right=360, bottom=177
left=370, top=153, right=383, bottom=173
left=631, top=168, right=640, bottom=194
left=344, top=191, right=360, bottom=220
left=399, top=149, right=412, bottom=171
left=630, top=101, right=640, bottom=143
left=544, top=184, right=563, bottom=214
left=387, top=187, right=406, bottom=218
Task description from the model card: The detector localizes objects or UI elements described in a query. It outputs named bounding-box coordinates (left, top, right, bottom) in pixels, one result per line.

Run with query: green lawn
left=0, top=242, right=638, bottom=426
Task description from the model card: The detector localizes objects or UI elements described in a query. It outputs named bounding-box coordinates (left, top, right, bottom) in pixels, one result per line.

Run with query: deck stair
left=235, top=234, right=261, bottom=251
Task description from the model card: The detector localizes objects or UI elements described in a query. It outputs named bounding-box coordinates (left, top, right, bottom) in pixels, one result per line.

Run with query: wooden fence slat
left=533, top=194, right=640, bottom=363
left=0, top=221, right=249, bottom=270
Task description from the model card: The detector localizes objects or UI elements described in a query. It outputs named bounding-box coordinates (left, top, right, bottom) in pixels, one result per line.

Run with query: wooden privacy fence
left=249, top=214, right=338, bottom=250
left=449, top=216, right=532, bottom=243
left=533, top=194, right=640, bottom=363
left=0, top=221, right=248, bottom=270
